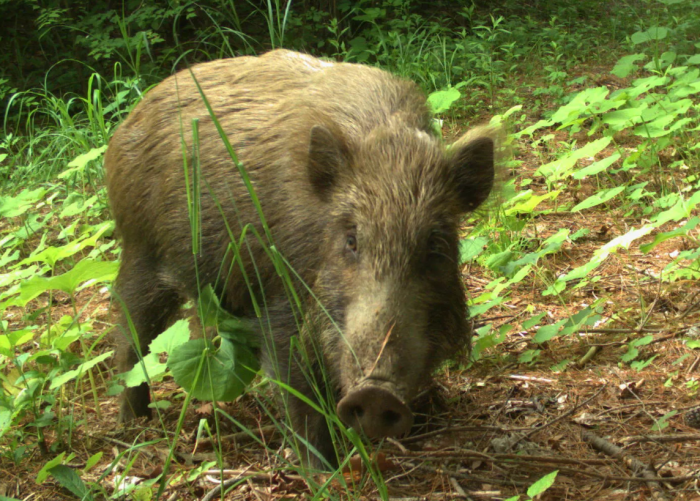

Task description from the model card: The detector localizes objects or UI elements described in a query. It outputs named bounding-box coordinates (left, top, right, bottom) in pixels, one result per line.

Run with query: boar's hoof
left=337, top=384, right=413, bottom=438
left=119, top=383, right=152, bottom=422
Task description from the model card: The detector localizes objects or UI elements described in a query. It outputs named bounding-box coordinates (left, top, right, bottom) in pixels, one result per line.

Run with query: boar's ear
left=308, top=125, right=347, bottom=199
left=448, top=135, right=495, bottom=213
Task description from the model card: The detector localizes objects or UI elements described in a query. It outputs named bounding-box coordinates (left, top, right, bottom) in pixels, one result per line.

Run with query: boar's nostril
left=337, top=384, right=413, bottom=438
left=381, top=409, right=401, bottom=427
left=350, top=405, right=364, bottom=418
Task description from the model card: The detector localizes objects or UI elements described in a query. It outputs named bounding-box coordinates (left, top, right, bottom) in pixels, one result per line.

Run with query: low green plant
left=505, top=470, right=559, bottom=501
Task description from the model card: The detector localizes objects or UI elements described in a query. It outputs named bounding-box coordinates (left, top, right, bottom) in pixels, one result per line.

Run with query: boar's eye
left=345, top=231, right=358, bottom=254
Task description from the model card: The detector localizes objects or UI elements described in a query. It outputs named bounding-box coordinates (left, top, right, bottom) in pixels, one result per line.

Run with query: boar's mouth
left=336, top=378, right=414, bottom=438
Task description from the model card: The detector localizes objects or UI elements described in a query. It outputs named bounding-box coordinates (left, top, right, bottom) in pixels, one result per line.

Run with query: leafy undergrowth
left=3, top=6, right=700, bottom=501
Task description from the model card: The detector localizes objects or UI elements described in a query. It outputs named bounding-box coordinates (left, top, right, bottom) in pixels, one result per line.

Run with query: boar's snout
left=337, top=382, right=413, bottom=438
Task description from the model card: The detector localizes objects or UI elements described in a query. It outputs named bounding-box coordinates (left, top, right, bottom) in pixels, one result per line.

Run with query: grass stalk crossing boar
left=105, top=49, right=495, bottom=468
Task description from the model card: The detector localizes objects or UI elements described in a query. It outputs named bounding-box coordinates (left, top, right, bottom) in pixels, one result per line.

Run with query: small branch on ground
left=679, top=290, right=700, bottom=320
left=582, top=430, right=671, bottom=501
left=622, top=433, right=700, bottom=444
left=577, top=346, right=600, bottom=366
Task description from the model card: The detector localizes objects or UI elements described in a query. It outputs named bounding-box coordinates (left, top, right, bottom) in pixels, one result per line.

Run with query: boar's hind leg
left=115, top=249, right=181, bottom=422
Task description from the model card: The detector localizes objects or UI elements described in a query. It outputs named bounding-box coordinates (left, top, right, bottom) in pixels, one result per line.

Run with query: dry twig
left=582, top=430, right=671, bottom=501
left=622, top=433, right=700, bottom=444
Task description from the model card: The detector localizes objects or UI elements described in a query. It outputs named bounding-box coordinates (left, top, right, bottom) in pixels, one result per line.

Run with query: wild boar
left=105, top=49, right=494, bottom=468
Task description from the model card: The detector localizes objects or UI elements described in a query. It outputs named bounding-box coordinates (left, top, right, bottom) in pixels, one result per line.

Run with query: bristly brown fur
left=105, top=49, right=495, bottom=469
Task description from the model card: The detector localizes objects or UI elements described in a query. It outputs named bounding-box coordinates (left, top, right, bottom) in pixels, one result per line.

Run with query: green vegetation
left=1, top=0, right=700, bottom=499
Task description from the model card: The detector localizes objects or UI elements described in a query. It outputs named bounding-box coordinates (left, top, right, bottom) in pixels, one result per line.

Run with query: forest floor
left=2, top=60, right=700, bottom=501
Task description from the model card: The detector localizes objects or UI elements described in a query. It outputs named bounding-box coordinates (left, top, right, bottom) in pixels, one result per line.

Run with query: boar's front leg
left=285, top=382, right=337, bottom=470
left=262, top=307, right=339, bottom=469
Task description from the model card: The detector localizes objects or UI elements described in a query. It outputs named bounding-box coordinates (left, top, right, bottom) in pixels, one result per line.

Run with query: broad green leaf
left=517, top=118, right=554, bottom=137
left=48, top=465, right=94, bottom=501
left=198, top=285, right=259, bottom=346
left=551, top=226, right=653, bottom=289
left=504, top=190, right=560, bottom=215
left=58, top=146, right=108, bottom=179
left=0, top=265, right=38, bottom=289
left=560, top=307, right=602, bottom=336
left=573, top=153, right=621, bottom=179
left=508, top=263, right=533, bottom=283
left=467, top=297, right=505, bottom=316
left=427, top=87, right=461, bottom=114
left=541, top=229, right=570, bottom=251
left=669, top=79, right=700, bottom=99
left=168, top=338, right=259, bottom=402
left=0, top=407, right=12, bottom=439
left=0, top=329, right=34, bottom=356
left=6, top=259, right=118, bottom=309
left=643, top=51, right=676, bottom=72
left=663, top=247, right=700, bottom=281
left=119, top=316, right=191, bottom=388
left=485, top=250, right=514, bottom=271
left=550, top=87, right=613, bottom=125
left=37, top=452, right=73, bottom=483
left=49, top=322, right=91, bottom=351
left=641, top=98, right=692, bottom=122
left=12, top=212, right=51, bottom=241
left=611, top=53, right=646, bottom=78
left=631, top=26, right=668, bottom=44
left=652, top=410, right=678, bottom=431
left=634, top=114, right=676, bottom=137
left=49, top=351, right=114, bottom=389
left=527, top=470, right=558, bottom=497
left=537, top=138, right=611, bottom=182
left=471, top=326, right=507, bottom=361
left=121, top=353, right=167, bottom=387
left=571, top=186, right=625, bottom=212
left=628, top=75, right=668, bottom=98
left=534, top=321, right=564, bottom=343
left=621, top=346, right=639, bottom=362
left=522, top=313, right=546, bottom=330
left=187, top=461, right=218, bottom=482
left=640, top=217, right=700, bottom=253
left=150, top=319, right=191, bottom=354
left=84, top=452, right=103, bottom=473
left=518, top=349, right=540, bottom=364
left=60, top=194, right=98, bottom=218
left=460, top=236, right=489, bottom=262
left=17, top=221, right=114, bottom=267
left=601, top=108, right=644, bottom=131
left=631, top=335, right=654, bottom=347
left=669, top=117, right=694, bottom=132
left=0, top=249, right=18, bottom=268
left=631, top=355, right=658, bottom=371
left=0, top=188, right=47, bottom=218
left=653, top=191, right=700, bottom=225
